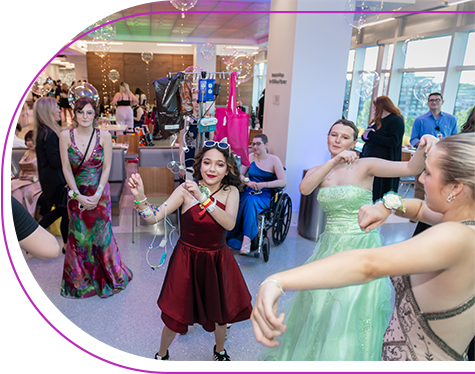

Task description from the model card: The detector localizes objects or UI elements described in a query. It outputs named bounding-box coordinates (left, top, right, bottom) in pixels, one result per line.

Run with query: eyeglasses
left=203, top=140, right=231, bottom=153
left=428, top=98, right=442, bottom=103
left=249, top=190, right=262, bottom=196
left=251, top=141, right=263, bottom=147
left=77, top=110, right=95, bottom=116
left=435, top=126, right=441, bottom=132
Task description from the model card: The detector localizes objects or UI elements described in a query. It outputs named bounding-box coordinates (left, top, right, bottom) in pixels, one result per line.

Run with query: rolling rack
left=167, top=71, right=234, bottom=151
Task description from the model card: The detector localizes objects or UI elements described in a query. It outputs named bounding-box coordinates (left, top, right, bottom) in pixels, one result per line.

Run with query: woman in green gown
left=258, top=119, right=436, bottom=361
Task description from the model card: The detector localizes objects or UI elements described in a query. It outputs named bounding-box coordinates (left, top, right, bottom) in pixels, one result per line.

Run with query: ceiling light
left=86, top=41, right=123, bottom=45
left=449, top=0, right=472, bottom=5
left=359, top=17, right=395, bottom=29
left=156, top=43, right=192, bottom=47
left=231, top=45, right=259, bottom=50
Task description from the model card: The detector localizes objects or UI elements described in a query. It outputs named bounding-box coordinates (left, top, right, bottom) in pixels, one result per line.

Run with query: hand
left=76, top=194, right=96, bottom=210
left=128, top=173, right=145, bottom=199
left=251, top=280, right=287, bottom=347
left=178, top=168, right=186, bottom=179
left=181, top=180, right=201, bottom=200
left=332, top=150, right=358, bottom=166
left=362, top=128, right=374, bottom=141
left=358, top=202, right=391, bottom=232
left=418, top=134, right=438, bottom=153
left=247, top=181, right=259, bottom=191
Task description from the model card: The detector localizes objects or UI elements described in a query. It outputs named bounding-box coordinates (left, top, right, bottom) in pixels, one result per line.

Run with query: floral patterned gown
left=61, top=129, right=132, bottom=298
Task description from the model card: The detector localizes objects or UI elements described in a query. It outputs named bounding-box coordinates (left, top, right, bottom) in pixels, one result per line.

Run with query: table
left=96, top=124, right=128, bottom=132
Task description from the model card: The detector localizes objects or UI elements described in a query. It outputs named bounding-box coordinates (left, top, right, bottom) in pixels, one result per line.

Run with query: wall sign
left=269, top=72, right=287, bottom=84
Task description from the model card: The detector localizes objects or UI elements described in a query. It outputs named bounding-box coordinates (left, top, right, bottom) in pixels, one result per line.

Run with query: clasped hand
left=181, top=180, right=202, bottom=200
left=76, top=194, right=97, bottom=210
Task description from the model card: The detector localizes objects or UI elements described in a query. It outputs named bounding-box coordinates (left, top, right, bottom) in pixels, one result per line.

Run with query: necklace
left=76, top=128, right=94, bottom=147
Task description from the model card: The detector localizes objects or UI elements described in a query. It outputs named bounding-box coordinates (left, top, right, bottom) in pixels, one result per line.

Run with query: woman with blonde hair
left=361, top=95, right=405, bottom=201
left=111, top=82, right=139, bottom=131
left=253, top=133, right=475, bottom=361
left=34, top=97, right=69, bottom=251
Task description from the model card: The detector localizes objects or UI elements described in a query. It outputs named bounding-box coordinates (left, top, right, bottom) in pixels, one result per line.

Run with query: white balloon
left=343, top=0, right=384, bottom=30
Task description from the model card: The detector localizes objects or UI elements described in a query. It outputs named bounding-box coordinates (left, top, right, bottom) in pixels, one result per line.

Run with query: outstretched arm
left=128, top=173, right=185, bottom=224
left=358, top=198, right=444, bottom=233
left=252, top=222, right=471, bottom=347
left=362, top=134, right=437, bottom=179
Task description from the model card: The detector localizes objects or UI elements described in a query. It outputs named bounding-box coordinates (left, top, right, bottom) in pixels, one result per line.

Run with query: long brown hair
left=368, top=96, right=403, bottom=130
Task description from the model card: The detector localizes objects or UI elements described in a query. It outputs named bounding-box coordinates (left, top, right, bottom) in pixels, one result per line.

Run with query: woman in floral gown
left=59, top=97, right=132, bottom=298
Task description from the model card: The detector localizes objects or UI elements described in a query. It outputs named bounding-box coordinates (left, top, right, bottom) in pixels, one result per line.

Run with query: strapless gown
left=259, top=185, right=392, bottom=361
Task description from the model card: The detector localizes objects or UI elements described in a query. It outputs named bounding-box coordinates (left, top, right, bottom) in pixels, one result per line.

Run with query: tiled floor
left=25, top=165, right=417, bottom=361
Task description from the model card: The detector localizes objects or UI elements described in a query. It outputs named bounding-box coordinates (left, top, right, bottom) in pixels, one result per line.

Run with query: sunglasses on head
left=203, top=140, right=231, bottom=153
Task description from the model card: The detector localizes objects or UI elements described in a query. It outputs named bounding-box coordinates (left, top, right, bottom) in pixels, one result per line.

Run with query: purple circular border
left=1, top=10, right=473, bottom=374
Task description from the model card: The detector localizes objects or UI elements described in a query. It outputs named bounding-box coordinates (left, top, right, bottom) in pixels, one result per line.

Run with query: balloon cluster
left=413, top=78, right=439, bottom=103
left=200, top=43, right=215, bottom=60
left=85, top=17, right=116, bottom=58
left=356, top=70, right=380, bottom=99
left=141, top=51, right=153, bottom=64
left=343, top=0, right=384, bottom=31
left=68, top=82, right=100, bottom=108
left=219, top=45, right=256, bottom=84
left=31, top=71, right=54, bottom=96
left=108, top=69, right=120, bottom=83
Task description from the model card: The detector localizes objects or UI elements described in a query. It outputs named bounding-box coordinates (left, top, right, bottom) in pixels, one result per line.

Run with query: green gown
left=260, top=185, right=392, bottom=361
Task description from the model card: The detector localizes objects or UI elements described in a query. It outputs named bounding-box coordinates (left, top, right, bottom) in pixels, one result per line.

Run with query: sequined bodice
left=317, top=185, right=373, bottom=234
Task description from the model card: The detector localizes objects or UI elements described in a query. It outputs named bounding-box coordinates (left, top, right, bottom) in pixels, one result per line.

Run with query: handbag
left=214, top=72, right=250, bottom=167
left=58, top=129, right=96, bottom=208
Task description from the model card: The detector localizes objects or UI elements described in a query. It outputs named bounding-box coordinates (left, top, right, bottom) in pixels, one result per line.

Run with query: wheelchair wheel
left=271, top=194, right=292, bottom=246
left=262, top=236, right=270, bottom=263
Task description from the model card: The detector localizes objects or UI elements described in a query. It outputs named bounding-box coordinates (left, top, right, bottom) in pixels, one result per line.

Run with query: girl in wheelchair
left=226, top=134, right=287, bottom=254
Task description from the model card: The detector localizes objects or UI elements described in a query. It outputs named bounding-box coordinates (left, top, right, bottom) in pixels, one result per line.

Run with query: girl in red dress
left=128, top=142, right=252, bottom=361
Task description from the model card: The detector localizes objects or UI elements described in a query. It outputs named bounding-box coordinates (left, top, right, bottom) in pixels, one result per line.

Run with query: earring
left=447, top=193, right=455, bottom=202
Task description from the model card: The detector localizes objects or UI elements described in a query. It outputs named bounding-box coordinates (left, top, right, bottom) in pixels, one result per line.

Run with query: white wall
left=265, top=0, right=353, bottom=210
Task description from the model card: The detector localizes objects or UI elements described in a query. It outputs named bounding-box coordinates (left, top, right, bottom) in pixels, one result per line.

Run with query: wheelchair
left=245, top=188, right=292, bottom=262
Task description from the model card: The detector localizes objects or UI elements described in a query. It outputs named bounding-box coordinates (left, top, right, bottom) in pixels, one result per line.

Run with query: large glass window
left=342, top=50, right=356, bottom=119
left=398, top=72, right=444, bottom=135
left=462, top=32, right=475, bottom=65
left=454, top=71, right=475, bottom=129
left=404, top=36, right=452, bottom=68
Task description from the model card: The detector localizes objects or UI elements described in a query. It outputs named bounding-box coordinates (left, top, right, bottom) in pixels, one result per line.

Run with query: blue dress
left=227, top=162, right=276, bottom=249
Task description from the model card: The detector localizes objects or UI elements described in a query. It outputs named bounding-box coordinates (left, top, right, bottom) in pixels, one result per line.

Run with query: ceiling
left=70, top=0, right=472, bottom=50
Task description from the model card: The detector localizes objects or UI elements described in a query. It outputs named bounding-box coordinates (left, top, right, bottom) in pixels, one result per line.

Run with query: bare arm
left=261, top=155, right=286, bottom=189
left=128, top=173, right=186, bottom=225
left=110, top=93, right=121, bottom=106
left=299, top=151, right=358, bottom=195
left=358, top=198, right=444, bottom=233
left=252, top=223, right=472, bottom=346
left=362, top=134, right=437, bottom=179
left=129, top=93, right=139, bottom=105
left=182, top=181, right=239, bottom=231
left=20, top=226, right=61, bottom=260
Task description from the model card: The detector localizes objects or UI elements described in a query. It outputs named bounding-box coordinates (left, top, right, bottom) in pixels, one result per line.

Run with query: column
left=264, top=0, right=353, bottom=210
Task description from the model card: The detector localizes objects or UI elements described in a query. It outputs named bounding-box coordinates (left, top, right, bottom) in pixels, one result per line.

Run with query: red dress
left=158, top=199, right=252, bottom=333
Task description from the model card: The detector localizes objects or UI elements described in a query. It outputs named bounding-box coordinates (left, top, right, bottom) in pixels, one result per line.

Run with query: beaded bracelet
left=134, top=196, right=148, bottom=205
left=259, top=279, right=285, bottom=295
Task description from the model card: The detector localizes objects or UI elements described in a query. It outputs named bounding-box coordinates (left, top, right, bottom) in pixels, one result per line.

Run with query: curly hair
left=192, top=146, right=241, bottom=190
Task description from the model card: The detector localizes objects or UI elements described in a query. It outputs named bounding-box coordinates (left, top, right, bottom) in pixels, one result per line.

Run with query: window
left=462, top=32, right=475, bottom=65
left=454, top=71, right=475, bottom=130
left=342, top=50, right=356, bottom=119
left=398, top=72, right=444, bottom=135
left=404, top=36, right=452, bottom=68
left=355, top=46, right=379, bottom=128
